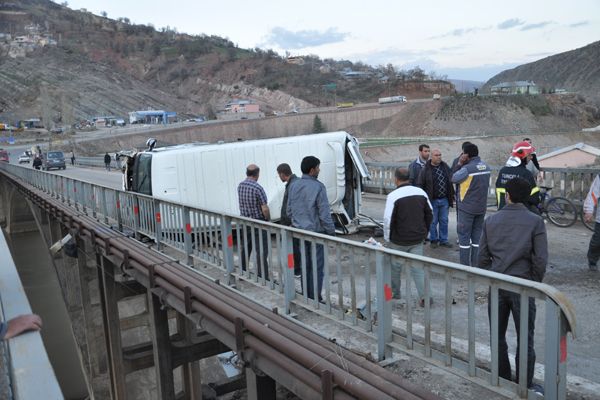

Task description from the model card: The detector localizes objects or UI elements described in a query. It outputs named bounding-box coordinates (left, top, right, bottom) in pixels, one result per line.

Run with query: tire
left=546, top=197, right=578, bottom=227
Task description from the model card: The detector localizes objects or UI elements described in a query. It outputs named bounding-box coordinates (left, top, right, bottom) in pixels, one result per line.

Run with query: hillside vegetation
left=0, top=0, right=452, bottom=123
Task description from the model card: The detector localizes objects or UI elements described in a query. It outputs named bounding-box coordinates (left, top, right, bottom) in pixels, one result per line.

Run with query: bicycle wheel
left=546, top=197, right=578, bottom=227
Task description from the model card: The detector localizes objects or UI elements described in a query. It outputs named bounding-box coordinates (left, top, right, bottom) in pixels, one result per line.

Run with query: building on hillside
left=128, top=110, right=177, bottom=125
left=538, top=143, right=600, bottom=168
left=286, top=56, right=305, bottom=65
left=490, top=81, right=539, bottom=95
left=218, top=100, right=263, bottom=121
left=341, top=70, right=373, bottom=79
left=20, top=118, right=43, bottom=129
left=225, top=100, right=260, bottom=114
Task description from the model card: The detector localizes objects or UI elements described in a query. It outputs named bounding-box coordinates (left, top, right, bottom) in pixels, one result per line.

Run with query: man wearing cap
left=495, top=141, right=541, bottom=213
left=451, top=143, right=491, bottom=266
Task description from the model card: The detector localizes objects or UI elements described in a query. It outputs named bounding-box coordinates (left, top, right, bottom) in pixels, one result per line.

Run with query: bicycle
left=537, top=186, right=578, bottom=227
left=582, top=203, right=596, bottom=231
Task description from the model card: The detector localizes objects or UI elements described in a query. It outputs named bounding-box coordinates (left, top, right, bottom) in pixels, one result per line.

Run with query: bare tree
left=101, top=11, right=107, bottom=18
left=61, top=92, right=75, bottom=134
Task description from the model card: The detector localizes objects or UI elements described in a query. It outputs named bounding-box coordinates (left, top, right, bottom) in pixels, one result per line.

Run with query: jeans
left=240, top=227, right=269, bottom=279
left=457, top=209, right=485, bottom=266
left=587, top=222, right=600, bottom=267
left=388, top=242, right=425, bottom=300
left=429, top=198, right=450, bottom=243
left=488, top=290, right=536, bottom=387
left=301, top=241, right=324, bottom=301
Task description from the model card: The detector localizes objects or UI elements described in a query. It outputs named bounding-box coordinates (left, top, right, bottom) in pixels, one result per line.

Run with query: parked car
left=18, top=152, right=31, bottom=163
left=42, top=151, right=66, bottom=170
left=0, top=149, right=8, bottom=162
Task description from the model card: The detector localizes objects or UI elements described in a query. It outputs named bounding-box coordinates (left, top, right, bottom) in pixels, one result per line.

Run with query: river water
left=6, top=230, right=88, bottom=399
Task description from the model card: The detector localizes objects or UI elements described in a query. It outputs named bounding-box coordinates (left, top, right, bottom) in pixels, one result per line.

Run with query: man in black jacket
left=384, top=168, right=433, bottom=306
left=417, top=149, right=454, bottom=248
left=277, top=163, right=300, bottom=274
left=478, top=177, right=547, bottom=393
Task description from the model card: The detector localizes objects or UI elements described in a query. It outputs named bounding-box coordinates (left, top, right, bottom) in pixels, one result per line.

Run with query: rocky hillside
left=349, top=93, right=600, bottom=137
left=0, top=0, right=453, bottom=124
left=482, top=41, right=600, bottom=102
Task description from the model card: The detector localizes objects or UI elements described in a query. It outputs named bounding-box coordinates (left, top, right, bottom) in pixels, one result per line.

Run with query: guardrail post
left=101, top=187, right=109, bottom=225
left=376, top=250, right=392, bottom=361
left=154, top=199, right=163, bottom=251
left=133, top=195, right=141, bottom=240
left=544, top=300, right=568, bottom=400
left=183, top=206, right=193, bottom=265
left=220, top=215, right=235, bottom=285
left=378, top=166, right=384, bottom=195
left=281, top=229, right=295, bottom=315
left=115, top=191, right=123, bottom=232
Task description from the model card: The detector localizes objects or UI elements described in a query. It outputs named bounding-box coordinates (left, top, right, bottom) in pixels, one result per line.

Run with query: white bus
left=123, top=131, right=371, bottom=233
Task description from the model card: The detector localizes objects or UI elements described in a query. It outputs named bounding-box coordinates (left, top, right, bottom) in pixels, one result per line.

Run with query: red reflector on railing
left=116, top=200, right=120, bottom=209
left=227, top=234, right=233, bottom=247
left=185, top=223, right=192, bottom=234
left=287, top=254, right=294, bottom=269
left=134, top=206, right=139, bottom=215
left=384, top=284, right=393, bottom=301
left=560, top=336, right=567, bottom=363
left=155, top=212, right=161, bottom=223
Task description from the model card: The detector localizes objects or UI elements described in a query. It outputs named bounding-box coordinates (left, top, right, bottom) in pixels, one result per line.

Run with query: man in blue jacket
left=287, top=156, right=335, bottom=301
left=451, top=143, right=491, bottom=266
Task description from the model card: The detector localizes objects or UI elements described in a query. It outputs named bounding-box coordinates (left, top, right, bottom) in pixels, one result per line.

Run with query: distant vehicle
left=336, top=102, right=354, bottom=108
left=121, top=131, right=371, bottom=234
left=378, top=96, right=407, bottom=104
left=42, top=151, right=66, bottom=170
left=0, top=149, right=8, bottom=163
left=50, top=126, right=64, bottom=134
left=186, top=117, right=205, bottom=123
left=18, top=152, right=31, bottom=164
left=115, top=119, right=126, bottom=126
left=432, top=94, right=441, bottom=100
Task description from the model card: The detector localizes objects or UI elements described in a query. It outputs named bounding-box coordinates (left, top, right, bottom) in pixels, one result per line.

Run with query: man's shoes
left=589, top=264, right=598, bottom=272
left=419, top=298, right=434, bottom=307
left=528, top=383, right=544, bottom=396
left=430, top=241, right=439, bottom=248
left=439, top=242, right=453, bottom=248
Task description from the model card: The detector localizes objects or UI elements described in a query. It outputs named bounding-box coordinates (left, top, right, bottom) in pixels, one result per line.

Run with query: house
left=286, top=56, right=305, bottom=65
left=490, top=81, right=539, bottom=95
left=538, top=143, right=600, bottom=168
left=225, top=100, right=260, bottom=113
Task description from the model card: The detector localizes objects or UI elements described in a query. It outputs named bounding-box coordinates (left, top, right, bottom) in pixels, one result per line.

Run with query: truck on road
left=378, top=96, right=407, bottom=104
left=122, top=131, right=372, bottom=234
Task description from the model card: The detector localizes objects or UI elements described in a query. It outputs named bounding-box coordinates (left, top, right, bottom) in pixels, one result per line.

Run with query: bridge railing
left=364, top=162, right=598, bottom=205
left=0, top=221, right=62, bottom=399
left=1, top=163, right=576, bottom=399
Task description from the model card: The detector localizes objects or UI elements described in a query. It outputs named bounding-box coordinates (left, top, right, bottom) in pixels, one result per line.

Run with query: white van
left=123, top=131, right=371, bottom=233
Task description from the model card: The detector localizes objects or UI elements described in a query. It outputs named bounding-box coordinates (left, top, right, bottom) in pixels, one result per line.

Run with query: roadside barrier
left=0, top=162, right=576, bottom=399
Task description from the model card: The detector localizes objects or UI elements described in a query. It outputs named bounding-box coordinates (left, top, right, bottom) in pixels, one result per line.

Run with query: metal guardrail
left=73, top=156, right=121, bottom=170
left=364, top=162, right=598, bottom=204
left=0, top=230, right=62, bottom=399
left=0, top=163, right=576, bottom=399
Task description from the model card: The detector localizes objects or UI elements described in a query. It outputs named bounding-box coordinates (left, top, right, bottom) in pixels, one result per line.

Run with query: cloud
left=569, top=21, right=589, bottom=28
left=520, top=21, right=554, bottom=31
left=429, top=26, right=491, bottom=39
left=497, top=18, right=525, bottom=30
left=262, top=27, right=349, bottom=49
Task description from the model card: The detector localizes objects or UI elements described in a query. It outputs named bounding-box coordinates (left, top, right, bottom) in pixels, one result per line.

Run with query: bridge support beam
left=99, top=255, right=127, bottom=399
left=177, top=313, right=204, bottom=400
left=148, top=288, right=176, bottom=399
left=246, top=367, right=276, bottom=400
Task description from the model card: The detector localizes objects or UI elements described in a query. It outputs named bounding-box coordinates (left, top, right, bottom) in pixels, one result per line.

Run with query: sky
left=60, top=0, right=600, bottom=82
